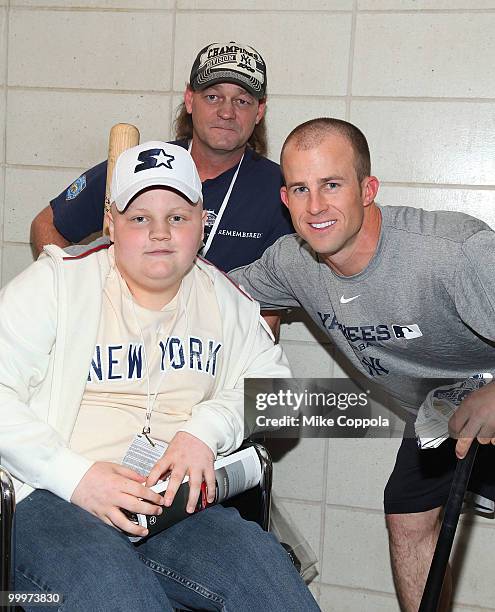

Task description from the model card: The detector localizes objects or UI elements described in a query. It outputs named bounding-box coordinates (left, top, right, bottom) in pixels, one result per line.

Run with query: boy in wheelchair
left=0, top=142, right=319, bottom=611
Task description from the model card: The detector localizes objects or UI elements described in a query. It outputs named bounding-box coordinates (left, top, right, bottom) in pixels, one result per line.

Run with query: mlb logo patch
left=392, top=324, right=423, bottom=340
left=66, top=175, right=87, bottom=200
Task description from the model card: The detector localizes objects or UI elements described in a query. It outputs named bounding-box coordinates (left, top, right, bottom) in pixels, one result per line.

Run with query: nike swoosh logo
left=340, top=294, right=360, bottom=304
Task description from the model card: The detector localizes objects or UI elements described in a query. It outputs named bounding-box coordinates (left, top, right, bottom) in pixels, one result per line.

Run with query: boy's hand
left=71, top=461, right=164, bottom=537
left=146, top=431, right=215, bottom=513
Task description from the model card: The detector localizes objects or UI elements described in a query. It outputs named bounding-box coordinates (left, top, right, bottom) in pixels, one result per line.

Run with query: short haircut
left=281, top=118, right=371, bottom=183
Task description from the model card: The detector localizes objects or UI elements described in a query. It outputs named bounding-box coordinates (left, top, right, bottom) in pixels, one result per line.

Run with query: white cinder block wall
left=1, top=1, right=494, bottom=610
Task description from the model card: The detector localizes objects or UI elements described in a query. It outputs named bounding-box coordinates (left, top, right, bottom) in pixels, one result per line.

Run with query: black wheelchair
left=0, top=441, right=305, bottom=612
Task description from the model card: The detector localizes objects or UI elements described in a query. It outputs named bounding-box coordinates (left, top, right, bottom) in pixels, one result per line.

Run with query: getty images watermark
left=244, top=379, right=396, bottom=438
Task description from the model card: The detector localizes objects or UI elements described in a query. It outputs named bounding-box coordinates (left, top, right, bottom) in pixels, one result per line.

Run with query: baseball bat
left=103, top=123, right=140, bottom=233
left=419, top=440, right=479, bottom=612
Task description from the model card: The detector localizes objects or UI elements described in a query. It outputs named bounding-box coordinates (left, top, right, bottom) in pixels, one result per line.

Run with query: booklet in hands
left=126, top=446, right=262, bottom=542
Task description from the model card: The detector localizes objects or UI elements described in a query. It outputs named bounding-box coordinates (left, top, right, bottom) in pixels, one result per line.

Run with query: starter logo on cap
left=134, top=148, right=175, bottom=173
left=66, top=175, right=86, bottom=200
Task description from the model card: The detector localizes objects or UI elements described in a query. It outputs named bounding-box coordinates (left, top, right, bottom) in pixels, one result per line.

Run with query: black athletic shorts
left=384, top=421, right=495, bottom=514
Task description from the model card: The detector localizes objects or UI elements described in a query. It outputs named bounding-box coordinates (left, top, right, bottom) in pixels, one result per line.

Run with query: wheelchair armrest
left=1, top=465, right=16, bottom=594
left=222, top=443, right=308, bottom=577
left=222, top=441, right=272, bottom=531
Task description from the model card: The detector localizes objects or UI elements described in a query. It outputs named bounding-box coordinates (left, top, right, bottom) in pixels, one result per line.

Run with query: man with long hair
left=31, top=41, right=293, bottom=277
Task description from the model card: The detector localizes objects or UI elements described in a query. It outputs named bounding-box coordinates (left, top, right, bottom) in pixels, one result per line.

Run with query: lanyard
left=129, top=290, right=182, bottom=444
left=188, top=140, right=244, bottom=257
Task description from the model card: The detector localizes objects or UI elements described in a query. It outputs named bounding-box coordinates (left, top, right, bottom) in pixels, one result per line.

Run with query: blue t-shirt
left=50, top=140, right=294, bottom=272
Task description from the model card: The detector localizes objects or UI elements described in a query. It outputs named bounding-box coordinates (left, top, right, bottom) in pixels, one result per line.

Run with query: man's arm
left=261, top=311, right=281, bottom=341
left=232, top=238, right=303, bottom=340
left=0, top=256, right=91, bottom=500
left=31, top=205, right=70, bottom=256
left=32, top=161, right=108, bottom=255
left=229, top=236, right=301, bottom=310
left=448, top=229, right=495, bottom=456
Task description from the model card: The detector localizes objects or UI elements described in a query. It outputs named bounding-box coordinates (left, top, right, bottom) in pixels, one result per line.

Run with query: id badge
left=121, top=434, right=168, bottom=477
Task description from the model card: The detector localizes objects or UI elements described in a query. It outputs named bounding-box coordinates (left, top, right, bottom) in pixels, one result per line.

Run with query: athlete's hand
left=71, top=461, right=164, bottom=537
left=146, top=431, right=215, bottom=513
left=449, top=382, right=495, bottom=458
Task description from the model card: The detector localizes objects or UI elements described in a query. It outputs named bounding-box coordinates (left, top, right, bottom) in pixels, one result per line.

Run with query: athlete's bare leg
left=386, top=508, right=452, bottom=611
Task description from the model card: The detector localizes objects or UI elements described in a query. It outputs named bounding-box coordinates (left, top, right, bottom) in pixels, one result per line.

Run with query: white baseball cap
left=111, top=141, right=203, bottom=212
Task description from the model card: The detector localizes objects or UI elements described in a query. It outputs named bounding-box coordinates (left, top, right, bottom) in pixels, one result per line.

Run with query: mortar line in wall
left=451, top=605, right=495, bottom=612
left=273, top=496, right=323, bottom=508
left=349, top=95, right=495, bottom=104
left=325, top=502, right=385, bottom=515
left=16, top=6, right=427, bottom=16
left=450, top=599, right=495, bottom=611
left=272, top=497, right=387, bottom=516
left=320, top=581, right=495, bottom=612
left=270, top=94, right=495, bottom=103
left=3, top=240, right=33, bottom=247
left=6, top=163, right=89, bottom=172
left=379, top=181, right=495, bottom=191
left=357, top=8, right=495, bottom=15
left=2, top=0, right=11, bottom=264
left=175, top=8, right=495, bottom=15
left=7, top=85, right=175, bottom=96
left=168, top=0, right=178, bottom=139
left=319, top=581, right=397, bottom=600
left=344, top=0, right=358, bottom=120
left=274, top=500, right=402, bottom=529
left=317, top=438, right=330, bottom=587
left=175, top=9, right=352, bottom=15
left=457, top=515, right=495, bottom=532
left=320, top=584, right=399, bottom=607
left=6, top=84, right=338, bottom=98
left=10, top=5, right=495, bottom=15
left=9, top=6, right=175, bottom=14
left=8, top=86, right=495, bottom=104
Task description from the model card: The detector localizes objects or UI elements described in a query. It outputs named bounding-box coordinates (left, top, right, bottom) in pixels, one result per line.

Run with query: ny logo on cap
left=134, top=148, right=175, bottom=173
left=238, top=53, right=256, bottom=73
